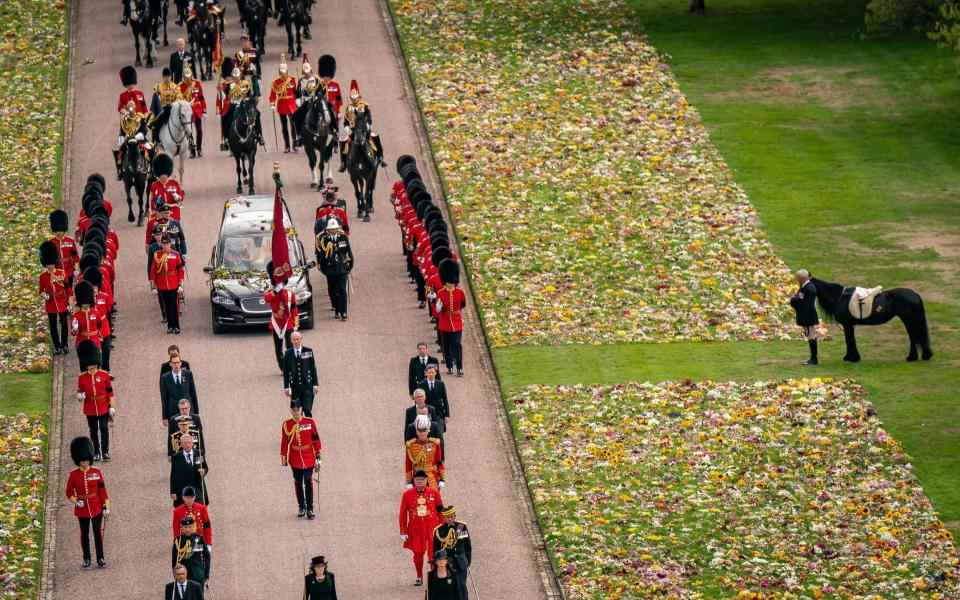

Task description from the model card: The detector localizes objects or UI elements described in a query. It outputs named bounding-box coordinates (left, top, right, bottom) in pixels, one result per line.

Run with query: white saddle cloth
left=849, top=286, right=882, bottom=319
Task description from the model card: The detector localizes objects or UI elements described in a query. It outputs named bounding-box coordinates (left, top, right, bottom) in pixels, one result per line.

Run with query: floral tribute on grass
left=0, top=414, right=46, bottom=598
left=389, top=0, right=796, bottom=347
left=508, top=379, right=960, bottom=599
left=0, top=0, right=68, bottom=373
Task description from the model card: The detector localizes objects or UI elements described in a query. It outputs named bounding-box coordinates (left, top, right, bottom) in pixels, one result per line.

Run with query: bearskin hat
left=266, top=260, right=277, bottom=285
left=405, top=178, right=426, bottom=199
left=317, top=54, right=336, bottom=78
left=77, top=339, right=102, bottom=370
left=428, top=218, right=448, bottom=236
left=432, top=245, right=452, bottom=265
left=396, top=155, right=417, bottom=174
left=424, top=206, right=443, bottom=226
left=120, top=65, right=138, bottom=87
left=39, top=240, right=60, bottom=267
left=415, top=196, right=433, bottom=221
left=430, top=230, right=449, bottom=248
left=87, top=173, right=106, bottom=195
left=78, top=252, right=100, bottom=273
left=70, top=436, right=95, bottom=466
left=49, top=209, right=69, bottom=233
left=221, top=57, right=235, bottom=80
left=74, top=280, right=96, bottom=306
left=439, top=258, right=460, bottom=285
left=82, top=266, right=103, bottom=289
left=82, top=192, right=102, bottom=217
left=153, top=153, right=174, bottom=178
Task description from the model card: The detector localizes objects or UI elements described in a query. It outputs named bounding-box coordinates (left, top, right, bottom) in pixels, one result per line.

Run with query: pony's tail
left=917, top=296, right=931, bottom=350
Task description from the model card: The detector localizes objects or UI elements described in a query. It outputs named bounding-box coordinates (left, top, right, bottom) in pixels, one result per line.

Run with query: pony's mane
left=810, top=277, right=843, bottom=319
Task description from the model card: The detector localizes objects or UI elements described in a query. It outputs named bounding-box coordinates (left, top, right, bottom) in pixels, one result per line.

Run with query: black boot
left=804, top=340, right=818, bottom=365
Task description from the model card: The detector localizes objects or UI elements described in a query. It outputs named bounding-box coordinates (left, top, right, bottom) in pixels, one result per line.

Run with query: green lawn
left=495, top=0, right=960, bottom=534
left=0, top=373, right=51, bottom=416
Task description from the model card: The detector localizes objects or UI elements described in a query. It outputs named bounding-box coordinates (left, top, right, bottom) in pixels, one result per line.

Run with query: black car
left=202, top=194, right=315, bottom=333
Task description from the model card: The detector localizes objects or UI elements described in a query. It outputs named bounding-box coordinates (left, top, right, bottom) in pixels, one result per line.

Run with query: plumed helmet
left=439, top=258, right=460, bottom=285
left=120, top=65, right=138, bottom=87
left=70, top=436, right=95, bottom=466
left=77, top=339, right=102, bottom=370
left=39, top=240, right=60, bottom=267
left=221, top=57, right=235, bottom=79
left=317, top=54, right=336, bottom=78
left=49, top=209, right=69, bottom=232
left=349, top=79, right=360, bottom=99
left=183, top=66, right=194, bottom=80
left=325, top=217, right=342, bottom=231
left=301, top=61, right=312, bottom=75
left=231, top=67, right=242, bottom=79
left=396, top=155, right=417, bottom=174
left=279, top=61, right=288, bottom=74
left=82, top=266, right=103, bottom=289
left=74, top=280, right=96, bottom=306
left=162, top=67, right=172, bottom=78
left=153, top=153, right=174, bottom=177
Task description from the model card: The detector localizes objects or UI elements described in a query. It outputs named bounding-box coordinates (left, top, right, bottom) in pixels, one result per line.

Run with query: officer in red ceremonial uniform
left=314, top=187, right=350, bottom=235
left=39, top=240, right=71, bottom=355
left=49, top=209, right=79, bottom=286
left=81, top=268, right=113, bottom=373
left=281, top=401, right=322, bottom=519
left=179, top=67, right=207, bottom=157
left=317, top=55, right=343, bottom=123
left=269, top=60, right=298, bottom=153
left=71, top=282, right=107, bottom=372
left=149, top=154, right=185, bottom=220
left=172, top=486, right=213, bottom=546
left=264, top=260, right=299, bottom=370
left=149, top=235, right=186, bottom=334
left=65, top=437, right=110, bottom=568
left=398, top=469, right=443, bottom=586
left=76, top=340, right=116, bottom=461
left=435, top=260, right=466, bottom=377
left=116, top=65, right=149, bottom=177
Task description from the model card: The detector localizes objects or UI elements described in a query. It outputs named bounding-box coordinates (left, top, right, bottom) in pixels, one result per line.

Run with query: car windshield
left=218, top=234, right=299, bottom=272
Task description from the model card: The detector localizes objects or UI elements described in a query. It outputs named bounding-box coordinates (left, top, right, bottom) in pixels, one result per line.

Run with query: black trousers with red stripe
left=78, top=513, right=104, bottom=561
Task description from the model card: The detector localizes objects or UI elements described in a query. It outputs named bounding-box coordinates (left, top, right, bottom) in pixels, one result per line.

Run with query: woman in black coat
left=304, top=555, right=337, bottom=600
left=426, top=550, right=465, bottom=600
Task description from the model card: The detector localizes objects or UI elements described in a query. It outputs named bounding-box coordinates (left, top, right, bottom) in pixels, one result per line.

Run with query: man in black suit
left=407, top=342, right=441, bottom=395
left=283, top=331, right=319, bottom=417
left=165, top=564, right=204, bottom=599
left=405, top=404, right=443, bottom=444
left=404, top=389, right=436, bottom=439
left=169, top=38, right=195, bottom=84
left=170, top=434, right=209, bottom=506
left=168, top=399, right=204, bottom=458
left=417, top=364, right=449, bottom=431
left=789, top=269, right=820, bottom=366
left=160, top=344, right=192, bottom=376
left=161, top=357, right=200, bottom=425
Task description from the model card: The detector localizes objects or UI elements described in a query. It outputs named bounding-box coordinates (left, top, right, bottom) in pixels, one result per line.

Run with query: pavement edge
left=39, top=0, right=78, bottom=597
left=375, top=2, right=565, bottom=598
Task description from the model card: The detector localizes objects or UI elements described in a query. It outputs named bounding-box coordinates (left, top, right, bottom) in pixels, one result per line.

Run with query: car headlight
left=212, top=291, right=235, bottom=306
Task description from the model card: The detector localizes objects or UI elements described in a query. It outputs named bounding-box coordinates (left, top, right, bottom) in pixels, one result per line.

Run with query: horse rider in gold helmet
left=339, top=80, right=385, bottom=172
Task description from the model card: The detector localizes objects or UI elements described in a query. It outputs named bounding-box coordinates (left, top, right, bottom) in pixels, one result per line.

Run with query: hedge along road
left=50, top=1, right=548, bottom=598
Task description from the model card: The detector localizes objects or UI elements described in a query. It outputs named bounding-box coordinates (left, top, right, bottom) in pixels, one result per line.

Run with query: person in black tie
left=160, top=344, right=192, bottom=376
left=405, top=405, right=445, bottom=462
left=168, top=399, right=205, bottom=458
left=170, top=434, right=209, bottom=506
left=417, top=364, right=450, bottom=432
left=166, top=564, right=204, bottom=599
left=404, top=389, right=436, bottom=437
left=789, top=269, right=821, bottom=366
left=169, top=38, right=196, bottom=84
left=408, top=342, right=441, bottom=395
left=283, top=331, right=319, bottom=417
left=161, top=356, right=200, bottom=425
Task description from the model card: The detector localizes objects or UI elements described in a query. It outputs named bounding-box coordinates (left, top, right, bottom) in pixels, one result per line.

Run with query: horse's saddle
left=845, top=286, right=883, bottom=320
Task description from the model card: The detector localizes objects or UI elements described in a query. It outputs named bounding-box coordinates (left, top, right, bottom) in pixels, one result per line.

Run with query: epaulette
left=428, top=437, right=442, bottom=444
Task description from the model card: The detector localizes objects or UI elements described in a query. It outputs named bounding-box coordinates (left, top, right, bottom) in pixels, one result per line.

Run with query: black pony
left=811, top=277, right=933, bottom=362
left=276, top=0, right=311, bottom=57
left=188, top=3, right=217, bottom=80
left=121, top=139, right=152, bottom=225
left=151, top=0, right=169, bottom=47
left=127, top=0, right=155, bottom=68
left=295, top=93, right=336, bottom=188
left=227, top=98, right=259, bottom=194
left=346, top=117, right=379, bottom=222
left=239, top=0, right=268, bottom=56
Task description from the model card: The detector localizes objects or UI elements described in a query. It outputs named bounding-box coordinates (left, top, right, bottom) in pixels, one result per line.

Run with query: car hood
left=213, top=272, right=308, bottom=299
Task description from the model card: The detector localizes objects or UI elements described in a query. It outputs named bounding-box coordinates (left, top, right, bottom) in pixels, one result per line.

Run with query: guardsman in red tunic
left=149, top=235, right=186, bottom=334
left=435, top=260, right=466, bottom=376
left=116, top=65, right=149, bottom=178
left=405, top=415, right=446, bottom=490
left=264, top=260, right=300, bottom=370
left=49, top=209, right=79, bottom=285
left=317, top=54, right=343, bottom=121
left=172, top=486, right=213, bottom=546
left=39, top=240, right=71, bottom=355
left=65, top=437, right=110, bottom=568
left=280, top=401, right=322, bottom=519
left=76, top=341, right=116, bottom=461
left=269, top=59, right=298, bottom=153
left=80, top=267, right=113, bottom=373
left=314, top=188, right=350, bottom=237
left=71, top=281, right=107, bottom=373
left=149, top=154, right=185, bottom=220
left=179, top=66, right=207, bottom=157
left=398, top=469, right=443, bottom=586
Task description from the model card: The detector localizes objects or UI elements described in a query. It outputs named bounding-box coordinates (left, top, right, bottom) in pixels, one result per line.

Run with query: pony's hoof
left=922, top=351, right=934, bottom=361
left=236, top=186, right=243, bottom=194
left=135, top=58, right=143, bottom=67
left=843, top=355, right=861, bottom=363
left=127, top=211, right=135, bottom=223
left=906, top=354, right=918, bottom=362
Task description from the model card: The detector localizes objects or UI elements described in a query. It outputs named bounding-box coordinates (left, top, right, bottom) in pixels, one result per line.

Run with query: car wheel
left=211, top=304, right=225, bottom=334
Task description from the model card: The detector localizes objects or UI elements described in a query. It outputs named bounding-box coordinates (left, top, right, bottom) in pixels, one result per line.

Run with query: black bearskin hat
left=221, top=57, right=235, bottom=80
left=428, top=218, right=448, bottom=236
left=77, top=339, right=102, bottom=370
left=424, top=206, right=443, bottom=227
left=82, top=266, right=103, bottom=289
left=70, top=436, right=95, bottom=465
left=266, top=260, right=277, bottom=285
left=82, top=192, right=102, bottom=217
left=396, top=155, right=417, bottom=174
left=86, top=174, right=106, bottom=197
left=415, top=195, right=433, bottom=221
left=432, top=245, right=452, bottom=265
left=439, top=258, right=460, bottom=285
left=429, top=230, right=449, bottom=248
left=120, top=65, right=137, bottom=87
left=74, top=280, right=96, bottom=306
left=405, top=179, right=426, bottom=200
left=153, top=153, right=174, bottom=178
left=78, top=253, right=100, bottom=273
left=318, top=54, right=336, bottom=78
left=49, top=209, right=69, bottom=233
left=40, top=240, right=60, bottom=267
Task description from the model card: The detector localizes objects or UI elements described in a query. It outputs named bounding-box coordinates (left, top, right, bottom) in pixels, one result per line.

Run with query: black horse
left=151, top=0, right=169, bottom=47
left=239, top=0, right=268, bottom=56
left=227, top=98, right=259, bottom=194
left=295, top=93, right=336, bottom=188
left=188, top=4, right=217, bottom=81
left=346, top=118, right=379, bottom=222
left=127, top=0, right=155, bottom=67
left=121, top=139, right=153, bottom=226
left=811, top=277, right=933, bottom=363
left=276, top=0, right=311, bottom=57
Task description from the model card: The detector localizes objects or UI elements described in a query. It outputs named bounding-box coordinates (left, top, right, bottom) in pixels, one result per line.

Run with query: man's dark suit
left=160, top=369, right=200, bottom=420
left=160, top=359, right=192, bottom=376
left=283, top=345, right=319, bottom=417
left=404, top=404, right=437, bottom=439
left=165, top=580, right=204, bottom=600
left=167, top=413, right=205, bottom=457
left=170, top=448, right=209, bottom=506
left=791, top=280, right=819, bottom=326
left=407, top=354, right=441, bottom=395
left=169, top=49, right=196, bottom=83
left=417, top=378, right=450, bottom=427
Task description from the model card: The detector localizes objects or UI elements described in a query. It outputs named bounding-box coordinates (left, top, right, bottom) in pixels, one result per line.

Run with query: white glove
left=274, top=283, right=283, bottom=292
left=117, top=135, right=125, bottom=147
left=109, top=407, right=117, bottom=417
left=405, top=483, right=413, bottom=489
left=76, top=499, right=86, bottom=508
left=41, top=292, right=50, bottom=301
left=135, top=132, right=145, bottom=142
left=103, top=507, right=110, bottom=516
left=435, top=300, right=444, bottom=312
left=426, top=292, right=436, bottom=300
left=400, top=534, right=408, bottom=543
left=151, top=287, right=158, bottom=295
left=77, top=392, right=86, bottom=401
left=439, top=480, right=446, bottom=489
left=177, top=286, right=184, bottom=294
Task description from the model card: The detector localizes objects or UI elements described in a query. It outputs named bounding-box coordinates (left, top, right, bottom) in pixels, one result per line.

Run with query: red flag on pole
left=271, top=170, right=293, bottom=284
left=213, top=30, right=223, bottom=73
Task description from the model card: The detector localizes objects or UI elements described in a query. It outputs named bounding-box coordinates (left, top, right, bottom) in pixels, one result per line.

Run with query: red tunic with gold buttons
left=118, top=88, right=148, bottom=114
left=66, top=466, right=109, bottom=519
left=94, top=290, right=113, bottom=337
left=398, top=486, right=443, bottom=554
left=173, top=502, right=213, bottom=545
left=264, top=288, right=299, bottom=334
left=76, top=368, right=114, bottom=417
left=39, top=268, right=71, bottom=314
left=180, top=79, right=207, bottom=119
left=435, top=287, right=466, bottom=333
left=50, top=236, right=80, bottom=280
left=323, top=80, right=343, bottom=116
left=149, top=250, right=185, bottom=290
left=71, top=308, right=107, bottom=348
left=269, top=75, right=298, bottom=116
left=280, top=416, right=322, bottom=469
left=149, top=179, right=185, bottom=221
